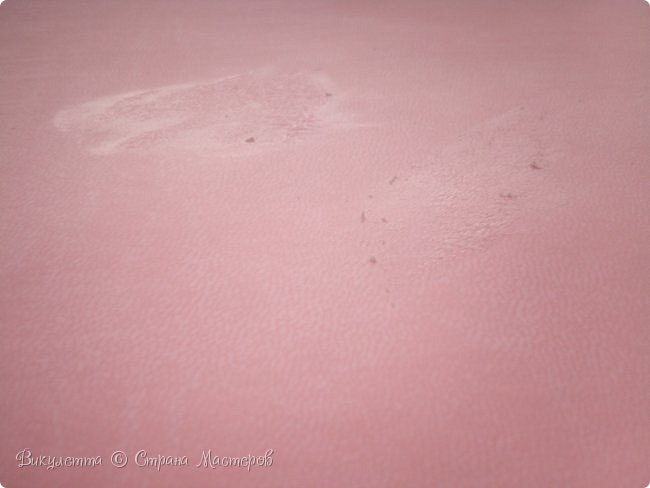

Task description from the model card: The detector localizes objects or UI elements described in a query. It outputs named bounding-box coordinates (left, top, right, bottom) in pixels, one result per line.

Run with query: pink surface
left=1, top=1, right=649, bottom=487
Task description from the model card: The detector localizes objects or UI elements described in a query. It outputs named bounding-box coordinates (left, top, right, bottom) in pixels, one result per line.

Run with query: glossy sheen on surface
left=1, top=1, right=649, bottom=487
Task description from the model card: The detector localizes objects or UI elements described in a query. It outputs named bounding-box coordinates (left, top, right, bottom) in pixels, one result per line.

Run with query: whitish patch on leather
left=54, top=69, right=352, bottom=156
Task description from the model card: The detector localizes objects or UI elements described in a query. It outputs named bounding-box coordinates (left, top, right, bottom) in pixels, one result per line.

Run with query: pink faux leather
left=1, top=1, right=649, bottom=487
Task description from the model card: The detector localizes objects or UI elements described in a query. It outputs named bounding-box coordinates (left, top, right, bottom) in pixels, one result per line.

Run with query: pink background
left=1, top=1, right=649, bottom=486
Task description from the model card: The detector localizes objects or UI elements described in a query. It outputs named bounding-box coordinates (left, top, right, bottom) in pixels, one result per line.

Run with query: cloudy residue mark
left=54, top=69, right=355, bottom=156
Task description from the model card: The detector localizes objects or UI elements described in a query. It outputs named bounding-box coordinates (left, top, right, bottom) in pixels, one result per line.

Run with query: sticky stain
left=53, top=70, right=356, bottom=156
left=368, top=256, right=377, bottom=265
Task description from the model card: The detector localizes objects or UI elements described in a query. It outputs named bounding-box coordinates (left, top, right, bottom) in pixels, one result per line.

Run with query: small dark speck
left=381, top=217, right=388, bottom=223
left=368, top=194, right=374, bottom=199
left=325, top=92, right=333, bottom=97
left=530, top=161, right=542, bottom=170
left=361, top=211, right=366, bottom=223
left=499, top=193, right=516, bottom=200
left=389, top=176, right=398, bottom=185
left=245, top=137, right=255, bottom=143
left=368, top=256, right=377, bottom=265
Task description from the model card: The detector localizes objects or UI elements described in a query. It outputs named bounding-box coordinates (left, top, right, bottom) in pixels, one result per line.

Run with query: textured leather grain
left=1, top=1, right=649, bottom=487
